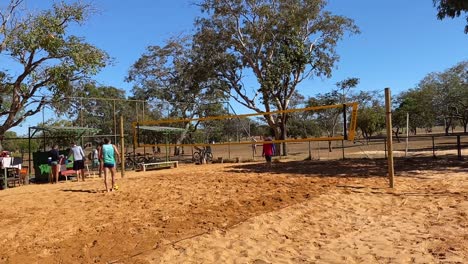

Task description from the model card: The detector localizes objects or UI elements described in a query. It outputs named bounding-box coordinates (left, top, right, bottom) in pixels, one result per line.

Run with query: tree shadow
left=62, top=189, right=102, bottom=194
left=226, top=156, right=468, bottom=178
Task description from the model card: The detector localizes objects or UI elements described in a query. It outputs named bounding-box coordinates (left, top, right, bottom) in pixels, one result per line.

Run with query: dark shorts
left=73, top=160, right=85, bottom=170
left=265, top=155, right=272, bottom=162
left=104, top=162, right=115, bottom=168
left=50, top=161, right=59, bottom=166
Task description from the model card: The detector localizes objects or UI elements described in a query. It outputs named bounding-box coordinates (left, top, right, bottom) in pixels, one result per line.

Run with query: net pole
left=405, top=112, right=409, bottom=157
left=120, top=115, right=125, bottom=178
left=385, top=88, right=395, bottom=188
left=113, top=100, right=117, bottom=145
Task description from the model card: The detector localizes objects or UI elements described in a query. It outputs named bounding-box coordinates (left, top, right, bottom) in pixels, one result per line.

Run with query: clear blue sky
left=11, top=0, right=468, bottom=135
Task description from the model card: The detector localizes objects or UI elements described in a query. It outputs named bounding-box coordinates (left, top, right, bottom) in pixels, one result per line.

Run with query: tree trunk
left=280, top=122, right=287, bottom=156
left=394, top=127, right=400, bottom=143
left=0, top=132, right=4, bottom=152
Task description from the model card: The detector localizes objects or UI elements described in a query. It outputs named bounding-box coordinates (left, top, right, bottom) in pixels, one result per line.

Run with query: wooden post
left=457, top=135, right=462, bottom=160
left=385, top=88, right=395, bottom=188
left=120, top=115, right=125, bottom=178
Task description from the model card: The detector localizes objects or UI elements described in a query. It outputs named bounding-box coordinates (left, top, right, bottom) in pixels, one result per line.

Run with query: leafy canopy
left=0, top=0, right=108, bottom=147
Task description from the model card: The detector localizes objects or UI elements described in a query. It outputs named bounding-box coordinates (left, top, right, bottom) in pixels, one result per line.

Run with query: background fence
left=1, top=134, right=467, bottom=177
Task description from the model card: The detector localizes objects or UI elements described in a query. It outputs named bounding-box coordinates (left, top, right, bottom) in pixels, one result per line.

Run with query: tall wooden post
left=385, top=88, right=395, bottom=188
left=120, top=115, right=125, bottom=178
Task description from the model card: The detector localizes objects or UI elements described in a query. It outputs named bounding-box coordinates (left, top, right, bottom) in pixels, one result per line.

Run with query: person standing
left=101, top=138, right=120, bottom=192
left=68, top=142, right=86, bottom=181
left=49, top=144, right=61, bottom=184
left=97, top=142, right=104, bottom=177
left=91, top=146, right=99, bottom=170
left=262, top=135, right=275, bottom=168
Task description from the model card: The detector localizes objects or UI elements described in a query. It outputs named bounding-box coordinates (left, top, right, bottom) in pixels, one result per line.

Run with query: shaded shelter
left=27, top=126, right=100, bottom=183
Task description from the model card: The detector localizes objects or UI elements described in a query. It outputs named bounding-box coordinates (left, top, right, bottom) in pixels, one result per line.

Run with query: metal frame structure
left=27, top=126, right=100, bottom=180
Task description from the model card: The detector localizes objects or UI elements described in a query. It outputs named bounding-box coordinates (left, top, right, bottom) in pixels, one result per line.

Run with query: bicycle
left=192, top=146, right=213, bottom=163
left=124, top=153, right=162, bottom=170
left=125, top=154, right=146, bottom=170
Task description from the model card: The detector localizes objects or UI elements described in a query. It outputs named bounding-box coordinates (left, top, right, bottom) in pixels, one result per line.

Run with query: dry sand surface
left=0, top=157, right=467, bottom=264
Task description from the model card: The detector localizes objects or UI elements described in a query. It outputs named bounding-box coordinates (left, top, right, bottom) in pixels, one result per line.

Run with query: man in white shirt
left=68, top=142, right=86, bottom=181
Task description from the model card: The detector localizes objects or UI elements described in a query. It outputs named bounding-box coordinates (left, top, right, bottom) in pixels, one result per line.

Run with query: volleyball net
left=132, top=102, right=358, bottom=148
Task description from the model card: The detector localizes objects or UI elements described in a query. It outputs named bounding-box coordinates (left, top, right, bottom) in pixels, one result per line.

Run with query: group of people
left=48, top=138, right=120, bottom=192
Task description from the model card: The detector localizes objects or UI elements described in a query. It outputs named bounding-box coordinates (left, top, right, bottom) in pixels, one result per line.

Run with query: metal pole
left=342, top=140, right=345, bottom=160
left=28, top=127, right=32, bottom=184
left=405, top=112, right=409, bottom=157
left=113, top=100, right=117, bottom=145
left=385, top=88, right=395, bottom=188
left=42, top=108, right=46, bottom=151
left=384, top=138, right=387, bottom=158
left=317, top=141, right=320, bottom=160
left=120, top=115, right=125, bottom=178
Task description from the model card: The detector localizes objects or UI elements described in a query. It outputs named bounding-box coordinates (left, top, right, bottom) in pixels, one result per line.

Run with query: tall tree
left=433, top=0, right=468, bottom=33
left=127, top=36, right=229, bottom=154
left=0, top=0, right=109, bottom=150
left=394, top=88, right=436, bottom=135
left=350, top=91, right=386, bottom=141
left=415, top=61, right=468, bottom=135
left=195, top=0, right=359, bottom=155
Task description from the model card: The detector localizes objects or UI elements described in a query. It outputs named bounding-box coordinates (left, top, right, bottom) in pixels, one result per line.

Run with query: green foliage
left=433, top=0, right=468, bottom=33
left=306, top=89, right=348, bottom=138
left=2, top=130, right=39, bottom=153
left=396, top=61, right=468, bottom=134
left=0, top=1, right=109, bottom=150
left=127, top=36, right=229, bottom=148
left=356, top=106, right=385, bottom=139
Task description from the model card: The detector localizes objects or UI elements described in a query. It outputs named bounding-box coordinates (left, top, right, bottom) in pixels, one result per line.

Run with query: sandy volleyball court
left=0, top=158, right=467, bottom=263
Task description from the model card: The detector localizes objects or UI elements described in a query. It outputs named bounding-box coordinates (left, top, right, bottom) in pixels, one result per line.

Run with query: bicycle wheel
left=135, top=163, right=144, bottom=171
left=124, top=158, right=135, bottom=170
left=193, top=152, right=201, bottom=162
left=206, top=152, right=213, bottom=162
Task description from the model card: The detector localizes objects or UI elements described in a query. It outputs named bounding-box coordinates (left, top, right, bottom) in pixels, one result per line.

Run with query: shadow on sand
left=61, top=189, right=102, bottom=194
left=225, top=156, right=467, bottom=178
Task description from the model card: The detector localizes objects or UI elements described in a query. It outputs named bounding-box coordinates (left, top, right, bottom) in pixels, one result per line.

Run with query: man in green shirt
left=101, top=138, right=121, bottom=192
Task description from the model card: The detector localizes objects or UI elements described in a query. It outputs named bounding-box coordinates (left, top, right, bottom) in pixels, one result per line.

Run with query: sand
left=0, top=157, right=467, bottom=264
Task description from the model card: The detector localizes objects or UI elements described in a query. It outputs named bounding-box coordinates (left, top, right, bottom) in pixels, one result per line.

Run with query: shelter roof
left=138, top=126, right=185, bottom=132
left=29, top=126, right=100, bottom=137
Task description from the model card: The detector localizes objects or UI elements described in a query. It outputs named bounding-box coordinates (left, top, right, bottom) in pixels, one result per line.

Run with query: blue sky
left=10, top=0, right=468, bottom=135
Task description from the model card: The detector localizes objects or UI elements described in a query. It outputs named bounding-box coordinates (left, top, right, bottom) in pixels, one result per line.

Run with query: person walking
left=68, top=142, right=86, bottom=181
left=49, top=144, right=61, bottom=184
left=101, top=138, right=120, bottom=192
left=262, top=135, right=275, bottom=168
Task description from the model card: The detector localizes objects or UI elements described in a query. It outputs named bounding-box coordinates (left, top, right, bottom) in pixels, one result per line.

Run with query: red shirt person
left=262, top=136, right=275, bottom=167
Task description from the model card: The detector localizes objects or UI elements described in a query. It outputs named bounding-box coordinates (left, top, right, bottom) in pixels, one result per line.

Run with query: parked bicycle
left=124, top=153, right=161, bottom=170
left=192, top=146, right=213, bottom=163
